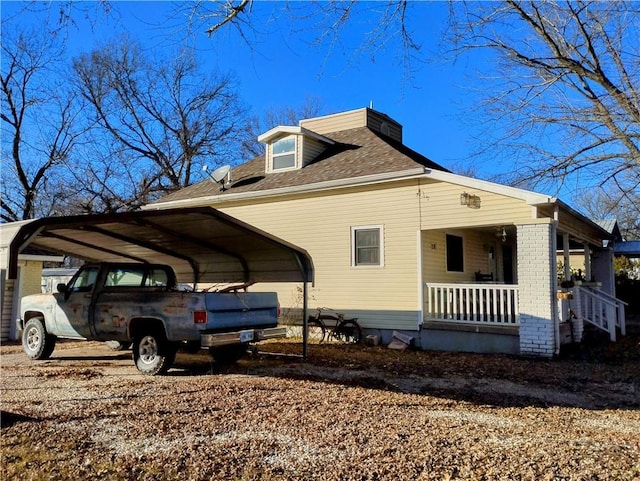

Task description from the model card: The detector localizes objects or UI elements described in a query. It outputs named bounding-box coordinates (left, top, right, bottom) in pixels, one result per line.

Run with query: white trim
left=148, top=167, right=557, bottom=211
left=351, top=225, right=384, bottom=268
left=423, top=169, right=555, bottom=206
left=270, top=135, right=297, bottom=172
left=145, top=168, right=427, bottom=210
left=416, top=230, right=424, bottom=327
left=258, top=126, right=335, bottom=145
left=145, top=167, right=424, bottom=210
left=18, top=254, right=64, bottom=262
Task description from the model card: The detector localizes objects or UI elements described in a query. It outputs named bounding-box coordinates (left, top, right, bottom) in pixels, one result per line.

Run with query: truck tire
left=22, top=317, right=56, bottom=360
left=209, top=343, right=248, bottom=365
left=132, top=333, right=176, bottom=375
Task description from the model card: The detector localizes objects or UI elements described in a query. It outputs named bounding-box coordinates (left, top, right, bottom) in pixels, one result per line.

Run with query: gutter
left=422, top=169, right=556, bottom=206
left=144, top=167, right=426, bottom=210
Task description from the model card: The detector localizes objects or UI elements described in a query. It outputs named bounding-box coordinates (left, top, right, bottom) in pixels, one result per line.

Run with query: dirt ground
left=1, top=327, right=639, bottom=481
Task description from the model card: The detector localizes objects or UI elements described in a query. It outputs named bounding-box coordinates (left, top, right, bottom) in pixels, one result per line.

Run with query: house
left=146, top=107, right=625, bottom=357
left=1, top=220, right=64, bottom=341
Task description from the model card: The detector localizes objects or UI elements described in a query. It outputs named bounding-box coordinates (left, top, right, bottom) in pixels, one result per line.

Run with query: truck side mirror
left=57, top=283, right=69, bottom=294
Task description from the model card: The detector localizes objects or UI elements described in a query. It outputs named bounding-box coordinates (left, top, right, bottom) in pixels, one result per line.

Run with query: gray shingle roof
left=155, top=127, right=448, bottom=204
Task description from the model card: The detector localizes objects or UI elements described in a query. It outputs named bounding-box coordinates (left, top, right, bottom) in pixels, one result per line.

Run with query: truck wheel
left=132, top=333, right=175, bottom=375
left=22, top=318, right=56, bottom=360
left=209, top=343, right=248, bottom=365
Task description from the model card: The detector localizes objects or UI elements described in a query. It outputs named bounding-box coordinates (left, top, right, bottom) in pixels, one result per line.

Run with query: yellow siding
left=222, top=181, right=421, bottom=309
left=417, top=180, right=534, bottom=228
left=421, top=229, right=504, bottom=283
left=216, top=177, right=538, bottom=330
left=300, top=109, right=367, bottom=135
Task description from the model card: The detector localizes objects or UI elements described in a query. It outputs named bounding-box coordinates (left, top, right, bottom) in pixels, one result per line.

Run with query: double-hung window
left=272, top=136, right=296, bottom=170
left=351, top=226, right=383, bottom=267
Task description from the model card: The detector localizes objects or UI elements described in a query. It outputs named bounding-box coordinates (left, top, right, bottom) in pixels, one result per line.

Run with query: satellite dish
left=211, top=165, right=231, bottom=183
left=203, top=164, right=232, bottom=191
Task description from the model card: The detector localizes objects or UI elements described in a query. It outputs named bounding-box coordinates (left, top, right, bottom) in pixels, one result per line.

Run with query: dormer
left=300, top=107, right=402, bottom=143
left=257, top=107, right=403, bottom=175
left=258, top=126, right=335, bottom=174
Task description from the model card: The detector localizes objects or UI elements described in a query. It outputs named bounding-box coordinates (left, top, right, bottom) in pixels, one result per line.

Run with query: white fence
left=424, top=283, right=520, bottom=326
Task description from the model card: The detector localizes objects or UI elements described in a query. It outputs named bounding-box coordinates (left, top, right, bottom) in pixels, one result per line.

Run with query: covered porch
left=420, top=217, right=627, bottom=356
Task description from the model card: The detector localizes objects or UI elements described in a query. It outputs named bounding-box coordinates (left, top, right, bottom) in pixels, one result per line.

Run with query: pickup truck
left=18, top=262, right=285, bottom=375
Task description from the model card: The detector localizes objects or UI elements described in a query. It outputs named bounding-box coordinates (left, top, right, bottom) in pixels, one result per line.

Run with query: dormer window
left=258, top=125, right=335, bottom=174
left=272, top=136, right=296, bottom=170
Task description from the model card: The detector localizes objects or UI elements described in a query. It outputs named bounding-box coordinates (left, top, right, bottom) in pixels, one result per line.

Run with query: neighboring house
left=1, top=221, right=64, bottom=341
left=41, top=268, right=78, bottom=294
left=154, top=108, right=624, bottom=355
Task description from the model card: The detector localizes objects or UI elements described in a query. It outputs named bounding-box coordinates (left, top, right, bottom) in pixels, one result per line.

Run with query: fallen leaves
left=1, top=339, right=639, bottom=480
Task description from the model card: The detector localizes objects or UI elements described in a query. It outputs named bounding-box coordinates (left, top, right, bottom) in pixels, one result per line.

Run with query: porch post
left=583, top=243, right=592, bottom=282
left=516, top=223, right=558, bottom=357
left=592, top=246, right=615, bottom=297
left=563, top=234, right=571, bottom=281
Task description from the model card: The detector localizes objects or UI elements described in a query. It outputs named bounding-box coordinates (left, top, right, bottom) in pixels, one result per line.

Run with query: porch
left=420, top=221, right=627, bottom=356
left=423, top=281, right=627, bottom=343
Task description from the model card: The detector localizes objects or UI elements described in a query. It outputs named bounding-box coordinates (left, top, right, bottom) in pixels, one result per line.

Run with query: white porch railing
left=572, top=286, right=627, bottom=341
left=424, top=283, right=520, bottom=326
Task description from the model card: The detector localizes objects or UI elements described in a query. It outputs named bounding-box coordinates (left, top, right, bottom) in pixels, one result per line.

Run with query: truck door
left=93, top=265, right=149, bottom=340
left=53, top=266, right=99, bottom=338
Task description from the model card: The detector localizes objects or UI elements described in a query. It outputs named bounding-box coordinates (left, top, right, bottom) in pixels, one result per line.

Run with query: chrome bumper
left=200, top=326, right=287, bottom=348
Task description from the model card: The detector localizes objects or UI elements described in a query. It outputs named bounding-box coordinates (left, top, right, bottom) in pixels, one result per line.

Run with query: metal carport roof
left=5, top=207, right=314, bottom=285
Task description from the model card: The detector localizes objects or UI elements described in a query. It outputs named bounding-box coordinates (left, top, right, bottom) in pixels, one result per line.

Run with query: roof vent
left=380, top=122, right=390, bottom=137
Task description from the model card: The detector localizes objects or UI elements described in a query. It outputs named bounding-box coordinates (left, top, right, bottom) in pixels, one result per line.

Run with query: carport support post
left=302, top=282, right=308, bottom=359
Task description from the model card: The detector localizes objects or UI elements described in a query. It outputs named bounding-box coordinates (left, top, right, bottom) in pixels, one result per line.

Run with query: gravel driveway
left=2, top=334, right=639, bottom=481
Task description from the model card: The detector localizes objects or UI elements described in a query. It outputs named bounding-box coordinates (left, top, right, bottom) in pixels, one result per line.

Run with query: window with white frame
left=351, top=226, right=383, bottom=267
left=446, top=233, right=464, bottom=272
left=271, top=136, right=296, bottom=170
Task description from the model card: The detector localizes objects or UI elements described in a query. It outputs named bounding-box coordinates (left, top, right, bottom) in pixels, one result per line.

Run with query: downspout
left=552, top=206, right=561, bottom=355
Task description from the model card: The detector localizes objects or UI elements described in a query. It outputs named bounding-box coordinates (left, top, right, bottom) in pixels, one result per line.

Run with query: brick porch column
left=517, top=223, right=558, bottom=357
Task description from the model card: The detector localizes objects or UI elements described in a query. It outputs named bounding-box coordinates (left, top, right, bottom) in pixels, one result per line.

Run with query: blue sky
left=1, top=1, right=542, bottom=195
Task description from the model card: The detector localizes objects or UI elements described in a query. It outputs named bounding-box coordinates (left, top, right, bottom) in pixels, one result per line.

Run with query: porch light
left=460, top=192, right=481, bottom=209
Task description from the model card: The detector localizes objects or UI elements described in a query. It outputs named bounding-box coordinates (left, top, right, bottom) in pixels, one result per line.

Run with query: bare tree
left=184, top=1, right=420, bottom=78
left=577, top=180, right=640, bottom=240
left=72, top=37, right=247, bottom=211
left=450, top=1, right=639, bottom=198
left=188, top=1, right=639, bottom=206
left=1, top=29, right=85, bottom=221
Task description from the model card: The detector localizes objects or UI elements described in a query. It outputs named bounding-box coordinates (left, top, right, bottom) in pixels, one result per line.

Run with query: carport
left=4, top=207, right=314, bottom=355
